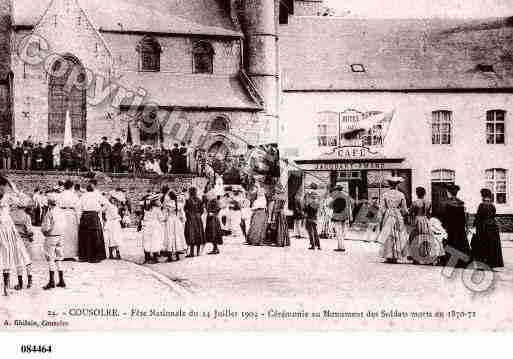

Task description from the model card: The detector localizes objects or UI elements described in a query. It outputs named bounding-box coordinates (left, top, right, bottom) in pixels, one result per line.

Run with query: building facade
left=279, top=14, right=513, bottom=227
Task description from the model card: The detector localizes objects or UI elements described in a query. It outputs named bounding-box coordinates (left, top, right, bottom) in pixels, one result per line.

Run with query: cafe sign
left=322, top=145, right=380, bottom=160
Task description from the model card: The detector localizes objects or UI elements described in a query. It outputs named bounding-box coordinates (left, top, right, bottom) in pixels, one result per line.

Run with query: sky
left=323, top=0, right=513, bottom=18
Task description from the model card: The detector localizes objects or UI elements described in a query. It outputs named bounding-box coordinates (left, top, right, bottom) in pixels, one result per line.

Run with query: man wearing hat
left=11, top=195, right=34, bottom=290
left=111, top=138, right=123, bottom=173
left=72, top=139, right=87, bottom=171
left=329, top=183, right=354, bottom=252
left=99, top=137, right=112, bottom=173
left=41, top=193, right=67, bottom=290
left=304, top=191, right=321, bottom=250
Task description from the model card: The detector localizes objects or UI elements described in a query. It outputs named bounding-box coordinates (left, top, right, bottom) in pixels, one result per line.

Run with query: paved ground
left=147, top=233, right=513, bottom=330
left=3, top=228, right=513, bottom=330
left=0, top=230, right=186, bottom=331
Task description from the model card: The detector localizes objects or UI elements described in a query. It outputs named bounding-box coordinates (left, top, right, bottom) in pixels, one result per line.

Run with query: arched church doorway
left=48, top=55, right=87, bottom=143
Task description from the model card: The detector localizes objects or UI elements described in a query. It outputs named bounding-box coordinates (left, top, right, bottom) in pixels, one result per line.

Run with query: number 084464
left=20, top=345, right=52, bottom=354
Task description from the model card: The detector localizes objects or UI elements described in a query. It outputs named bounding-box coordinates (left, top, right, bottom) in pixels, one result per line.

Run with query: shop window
left=137, top=36, right=161, bottom=72
left=486, top=169, right=507, bottom=204
left=317, top=112, right=338, bottom=147
left=486, top=110, right=505, bottom=144
left=193, top=41, right=214, bottom=74
left=432, top=110, right=452, bottom=145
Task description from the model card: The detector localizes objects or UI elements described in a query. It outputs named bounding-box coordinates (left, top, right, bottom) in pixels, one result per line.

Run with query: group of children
left=136, top=180, right=252, bottom=264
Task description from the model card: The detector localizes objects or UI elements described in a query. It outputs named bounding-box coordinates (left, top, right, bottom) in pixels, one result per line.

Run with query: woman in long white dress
left=58, top=180, right=80, bottom=261
left=0, top=176, right=31, bottom=296
left=162, top=190, right=187, bottom=262
left=376, top=177, right=409, bottom=264
left=142, top=194, right=165, bottom=264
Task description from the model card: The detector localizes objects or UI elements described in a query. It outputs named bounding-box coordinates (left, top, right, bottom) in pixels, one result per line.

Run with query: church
left=0, top=0, right=298, bottom=159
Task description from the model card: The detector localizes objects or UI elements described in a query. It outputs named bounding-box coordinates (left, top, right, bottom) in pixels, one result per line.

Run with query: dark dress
left=292, top=197, right=304, bottom=220
left=267, top=195, right=290, bottom=247
left=441, top=197, right=471, bottom=266
left=471, top=201, right=504, bottom=268
left=205, top=199, right=223, bottom=245
left=184, top=197, right=205, bottom=245
left=78, top=212, right=107, bottom=262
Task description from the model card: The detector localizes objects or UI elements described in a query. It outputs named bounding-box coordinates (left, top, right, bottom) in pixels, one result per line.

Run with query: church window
left=210, top=116, right=229, bottom=132
left=193, top=41, right=214, bottom=74
left=137, top=36, right=161, bottom=72
left=48, top=56, right=87, bottom=143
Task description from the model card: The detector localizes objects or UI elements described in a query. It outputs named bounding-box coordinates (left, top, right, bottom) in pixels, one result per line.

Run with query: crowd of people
left=292, top=176, right=504, bottom=271
left=0, top=168, right=505, bottom=296
left=0, top=177, right=135, bottom=296
left=0, top=170, right=293, bottom=296
left=0, top=136, right=214, bottom=175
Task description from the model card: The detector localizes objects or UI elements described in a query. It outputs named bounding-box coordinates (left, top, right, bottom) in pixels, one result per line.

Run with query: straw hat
left=386, top=176, right=404, bottom=184
left=109, top=191, right=125, bottom=202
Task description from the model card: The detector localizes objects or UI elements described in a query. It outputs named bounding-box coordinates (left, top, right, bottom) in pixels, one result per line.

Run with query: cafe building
left=278, top=15, right=513, bottom=229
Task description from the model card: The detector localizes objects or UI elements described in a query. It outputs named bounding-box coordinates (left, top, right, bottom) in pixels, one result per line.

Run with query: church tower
left=239, top=0, right=281, bottom=144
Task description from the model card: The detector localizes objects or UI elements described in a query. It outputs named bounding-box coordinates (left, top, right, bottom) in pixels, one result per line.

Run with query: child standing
left=104, top=194, right=123, bottom=260
left=142, top=194, right=165, bottom=264
left=41, top=194, right=66, bottom=290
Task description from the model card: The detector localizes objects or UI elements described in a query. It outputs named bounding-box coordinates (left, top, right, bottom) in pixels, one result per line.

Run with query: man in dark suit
left=179, top=142, right=187, bottom=173
left=44, top=142, right=54, bottom=170
left=111, top=138, right=123, bottom=173
left=22, top=136, right=34, bottom=170
left=32, top=143, right=45, bottom=170
left=99, top=137, right=112, bottom=173
left=72, top=139, right=87, bottom=171
left=13, top=142, right=23, bottom=170
left=304, top=192, right=321, bottom=250
left=170, top=143, right=180, bottom=173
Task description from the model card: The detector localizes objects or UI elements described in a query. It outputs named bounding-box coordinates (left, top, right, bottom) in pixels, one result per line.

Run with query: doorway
left=431, top=169, right=455, bottom=217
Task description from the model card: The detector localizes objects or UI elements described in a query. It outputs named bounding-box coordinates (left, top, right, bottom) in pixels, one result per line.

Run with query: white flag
left=64, top=110, right=73, bottom=147
left=339, top=109, right=395, bottom=135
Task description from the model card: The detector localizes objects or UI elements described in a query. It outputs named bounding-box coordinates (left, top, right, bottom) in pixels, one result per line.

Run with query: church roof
left=117, top=72, right=261, bottom=110
left=13, top=0, right=242, bottom=37
left=280, top=16, right=513, bottom=91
